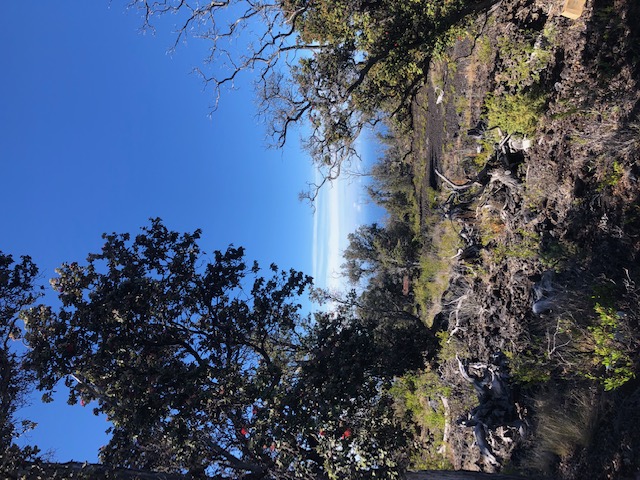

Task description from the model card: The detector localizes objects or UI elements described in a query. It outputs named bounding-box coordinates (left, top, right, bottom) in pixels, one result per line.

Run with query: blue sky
left=0, top=2, right=378, bottom=462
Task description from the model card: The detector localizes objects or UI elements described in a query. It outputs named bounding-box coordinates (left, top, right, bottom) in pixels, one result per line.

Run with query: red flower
left=341, top=428, right=352, bottom=439
left=240, top=427, right=249, bottom=436
left=80, top=399, right=86, bottom=407
left=319, top=429, right=325, bottom=437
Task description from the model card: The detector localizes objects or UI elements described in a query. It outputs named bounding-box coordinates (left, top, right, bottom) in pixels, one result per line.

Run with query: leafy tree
left=23, top=219, right=313, bottom=478
left=294, top=306, right=415, bottom=479
left=365, top=135, right=420, bottom=227
left=0, top=251, right=40, bottom=467
left=21, top=219, right=415, bottom=479
left=125, top=0, right=498, bottom=200
left=342, top=222, right=419, bottom=285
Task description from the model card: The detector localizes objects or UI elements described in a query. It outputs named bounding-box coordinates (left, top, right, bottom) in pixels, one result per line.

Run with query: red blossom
left=80, top=399, right=86, bottom=407
left=341, top=428, right=352, bottom=439
left=240, top=427, right=249, bottom=436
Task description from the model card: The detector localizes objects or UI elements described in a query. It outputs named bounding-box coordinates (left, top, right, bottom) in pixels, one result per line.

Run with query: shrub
left=484, top=91, right=546, bottom=136
left=586, top=304, right=635, bottom=390
left=495, top=29, right=555, bottom=90
left=390, top=369, right=453, bottom=470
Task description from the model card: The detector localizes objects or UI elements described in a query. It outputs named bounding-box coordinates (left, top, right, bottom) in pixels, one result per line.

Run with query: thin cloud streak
left=312, top=137, right=375, bottom=291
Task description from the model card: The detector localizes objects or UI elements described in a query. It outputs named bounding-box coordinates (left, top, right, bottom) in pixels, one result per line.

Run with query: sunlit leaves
left=0, top=251, right=40, bottom=456
left=23, top=219, right=313, bottom=477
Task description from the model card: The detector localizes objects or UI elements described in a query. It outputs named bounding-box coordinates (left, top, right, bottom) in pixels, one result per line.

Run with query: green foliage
left=540, top=238, right=580, bottom=271
left=367, top=150, right=421, bottom=240
left=290, top=0, right=481, bottom=143
left=22, top=220, right=423, bottom=479
left=505, top=349, right=551, bottom=385
left=390, top=369, right=452, bottom=470
left=476, top=35, right=494, bottom=63
left=495, top=29, right=555, bottom=91
left=1, top=252, right=39, bottom=342
left=587, top=304, right=635, bottom=390
left=414, top=221, right=460, bottom=325
left=299, top=309, right=416, bottom=479
left=492, top=229, right=541, bottom=262
left=342, top=222, right=420, bottom=285
left=23, top=220, right=312, bottom=477
left=0, top=251, right=40, bottom=454
left=598, top=159, right=625, bottom=191
left=436, top=330, right=460, bottom=363
left=484, top=91, right=546, bottom=136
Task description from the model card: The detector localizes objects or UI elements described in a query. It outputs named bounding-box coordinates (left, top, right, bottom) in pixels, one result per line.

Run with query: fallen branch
left=435, top=168, right=480, bottom=191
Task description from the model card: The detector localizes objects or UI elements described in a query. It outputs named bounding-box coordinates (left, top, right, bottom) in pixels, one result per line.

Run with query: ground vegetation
left=357, top=0, right=640, bottom=476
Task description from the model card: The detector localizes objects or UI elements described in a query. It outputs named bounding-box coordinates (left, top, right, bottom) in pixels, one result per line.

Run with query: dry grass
left=415, top=220, right=461, bottom=327
left=526, top=388, right=597, bottom=474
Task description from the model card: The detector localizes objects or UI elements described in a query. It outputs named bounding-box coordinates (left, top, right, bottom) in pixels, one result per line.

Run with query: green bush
left=587, top=304, right=635, bottom=390
left=505, top=348, right=552, bottom=385
left=496, top=31, right=554, bottom=90
left=484, top=92, right=546, bottom=135
left=390, top=370, right=452, bottom=470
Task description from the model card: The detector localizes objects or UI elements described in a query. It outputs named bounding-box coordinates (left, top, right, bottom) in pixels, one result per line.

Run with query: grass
left=527, top=388, right=596, bottom=474
left=390, top=369, right=453, bottom=470
left=414, top=220, right=461, bottom=327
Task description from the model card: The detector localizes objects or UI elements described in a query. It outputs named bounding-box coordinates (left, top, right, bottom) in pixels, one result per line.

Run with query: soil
left=408, top=0, right=640, bottom=477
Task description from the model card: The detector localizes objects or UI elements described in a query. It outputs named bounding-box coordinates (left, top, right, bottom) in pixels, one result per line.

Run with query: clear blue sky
left=0, top=1, right=378, bottom=463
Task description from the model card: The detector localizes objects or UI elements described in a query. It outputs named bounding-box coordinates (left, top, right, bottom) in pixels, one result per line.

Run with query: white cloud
left=312, top=135, right=375, bottom=291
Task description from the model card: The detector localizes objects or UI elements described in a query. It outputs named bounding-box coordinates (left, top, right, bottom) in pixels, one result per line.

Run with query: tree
left=342, top=222, right=419, bottom=285
left=366, top=139, right=418, bottom=222
left=125, top=0, right=498, bottom=200
left=0, top=251, right=40, bottom=468
left=23, top=219, right=313, bottom=478
left=293, top=305, right=415, bottom=479
left=21, top=219, right=415, bottom=479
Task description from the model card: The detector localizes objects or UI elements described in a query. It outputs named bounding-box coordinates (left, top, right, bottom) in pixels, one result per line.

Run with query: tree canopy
left=125, top=0, right=493, bottom=199
left=20, top=219, right=419, bottom=479
left=0, top=252, right=40, bottom=466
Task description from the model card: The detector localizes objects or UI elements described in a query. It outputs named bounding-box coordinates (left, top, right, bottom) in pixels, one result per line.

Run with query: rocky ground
left=408, top=0, right=640, bottom=477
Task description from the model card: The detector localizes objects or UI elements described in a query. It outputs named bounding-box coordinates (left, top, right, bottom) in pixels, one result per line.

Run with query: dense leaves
left=24, top=219, right=313, bottom=478
left=0, top=252, right=40, bottom=464
left=22, top=220, right=417, bottom=479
